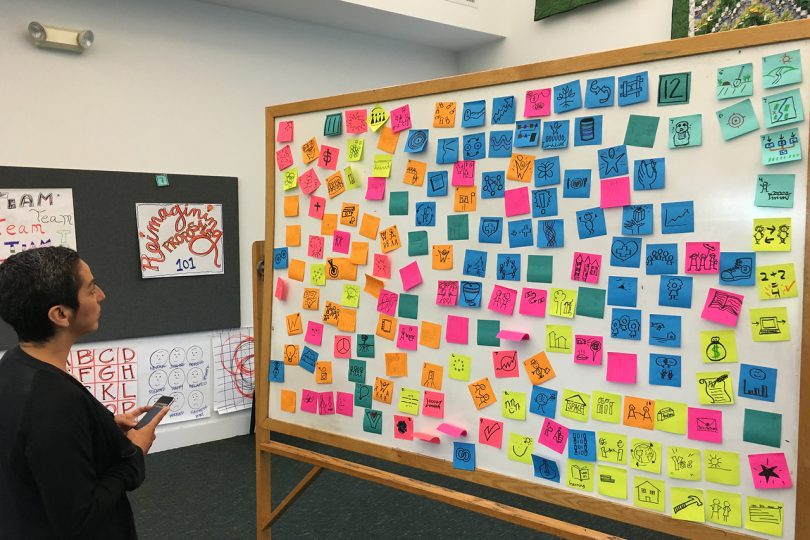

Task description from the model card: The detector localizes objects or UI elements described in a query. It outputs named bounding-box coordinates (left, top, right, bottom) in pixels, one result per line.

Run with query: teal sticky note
left=390, top=191, right=409, bottom=215
left=355, top=384, right=373, bottom=408
left=477, top=319, right=501, bottom=347
left=762, top=49, right=802, bottom=89
left=624, top=115, right=659, bottom=148
left=527, top=255, right=553, bottom=283
left=755, top=174, right=795, bottom=208
left=576, top=286, right=606, bottom=319
left=348, top=359, right=367, bottom=384
left=743, top=409, right=782, bottom=448
left=408, top=231, right=429, bottom=256
left=716, top=99, right=759, bottom=141
left=762, top=89, right=804, bottom=128
left=448, top=214, right=469, bottom=241
left=324, top=113, right=342, bottom=136
left=761, top=128, right=802, bottom=165
left=658, top=72, right=690, bottom=105
left=668, top=114, right=702, bottom=149
left=717, top=63, right=753, bottom=100
left=363, top=408, right=383, bottom=434
left=356, top=334, right=375, bottom=358
left=155, top=174, right=169, bottom=187
left=398, top=293, right=419, bottom=319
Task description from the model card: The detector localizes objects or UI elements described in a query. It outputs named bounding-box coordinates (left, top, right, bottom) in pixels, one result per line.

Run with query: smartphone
left=134, top=395, right=174, bottom=429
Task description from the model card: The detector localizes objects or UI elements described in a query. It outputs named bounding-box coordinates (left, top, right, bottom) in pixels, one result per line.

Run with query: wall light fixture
left=28, top=21, right=94, bottom=52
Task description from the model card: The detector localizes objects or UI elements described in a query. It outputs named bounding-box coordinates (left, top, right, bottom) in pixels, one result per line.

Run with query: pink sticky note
left=478, top=418, right=504, bottom=448
left=452, top=161, right=475, bottom=186
left=422, top=390, right=445, bottom=418
left=539, top=417, right=569, bottom=454
left=277, top=120, right=294, bottom=142
left=276, top=145, right=293, bottom=171
left=496, top=330, right=530, bottom=341
left=524, top=88, right=551, bottom=117
left=365, top=177, right=386, bottom=200
left=336, top=392, right=354, bottom=416
left=488, top=285, right=518, bottom=315
left=308, top=235, right=325, bottom=259
left=301, top=389, right=318, bottom=413
left=332, top=230, right=350, bottom=254
left=308, top=196, right=326, bottom=219
left=318, top=392, right=335, bottom=415
left=400, top=261, right=423, bottom=291
left=437, top=423, right=467, bottom=438
left=298, top=169, right=321, bottom=195
left=606, top=352, right=636, bottom=383
left=504, top=186, right=531, bottom=217
left=397, top=324, right=419, bottom=350
left=701, top=288, right=744, bottom=326
left=574, top=335, right=603, bottom=365
left=393, top=415, right=414, bottom=440
left=413, top=432, right=440, bottom=443
left=318, top=145, right=339, bottom=170
left=445, top=315, right=469, bottom=344
left=334, top=335, right=352, bottom=359
left=687, top=407, right=722, bottom=444
left=600, top=177, right=630, bottom=208
left=748, top=453, right=793, bottom=489
left=377, top=289, right=399, bottom=316
left=685, top=241, right=721, bottom=274
left=274, top=277, right=287, bottom=300
left=571, top=252, right=601, bottom=283
left=304, top=321, right=324, bottom=346
left=492, top=350, right=519, bottom=378
left=436, top=280, right=460, bottom=306
left=373, top=253, right=391, bottom=278
left=519, top=288, right=547, bottom=317
left=390, top=104, right=412, bottom=133
left=345, top=109, right=368, bottom=134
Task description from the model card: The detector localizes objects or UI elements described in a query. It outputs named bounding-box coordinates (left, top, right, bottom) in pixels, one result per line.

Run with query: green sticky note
left=347, top=138, right=364, bottom=162
left=706, top=490, right=742, bottom=527
left=630, top=438, right=662, bottom=474
left=653, top=400, right=687, bottom=434
left=633, top=476, right=665, bottom=512
left=717, top=63, right=753, bottom=100
left=566, top=459, right=594, bottom=492
left=549, top=288, right=577, bottom=318
left=658, top=72, right=691, bottom=105
left=408, top=230, right=429, bottom=256
left=362, top=408, right=382, bottom=434
left=743, top=408, right=782, bottom=448
left=668, top=446, right=701, bottom=481
left=502, top=391, right=526, bottom=420
left=669, top=114, right=702, bottom=149
left=283, top=168, right=298, bottom=191
left=597, top=464, right=627, bottom=499
left=561, top=389, right=590, bottom=422
left=398, top=294, right=419, bottom=319
left=597, top=431, right=627, bottom=464
left=155, top=174, right=169, bottom=187
left=310, top=263, right=326, bottom=285
left=356, top=334, right=375, bottom=358
left=507, top=433, right=534, bottom=464
left=670, top=487, right=705, bottom=522
left=744, top=496, right=784, bottom=536
left=624, top=114, right=659, bottom=147
left=348, top=358, right=366, bottom=384
left=373, top=154, right=392, bottom=177
left=546, top=324, right=572, bottom=353
left=591, top=391, right=622, bottom=424
left=448, top=353, right=471, bottom=381
left=763, top=49, right=802, bottom=89
left=477, top=319, right=500, bottom=346
left=716, top=98, right=759, bottom=141
left=344, top=166, right=361, bottom=190
left=704, top=450, right=740, bottom=485
left=575, top=286, right=605, bottom=319
left=763, top=88, right=804, bottom=128
left=527, top=255, right=553, bottom=283
left=755, top=174, right=795, bottom=208
left=761, top=127, right=802, bottom=165
left=324, top=112, right=342, bottom=136
left=398, top=388, right=421, bottom=415
left=389, top=191, right=409, bottom=215
left=447, top=213, right=469, bottom=241
left=341, top=284, right=360, bottom=308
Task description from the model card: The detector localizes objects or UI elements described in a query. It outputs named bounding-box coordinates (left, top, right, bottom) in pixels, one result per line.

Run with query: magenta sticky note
left=539, top=417, right=569, bottom=454
left=687, top=407, right=722, bottom=444
left=318, top=145, right=339, bottom=170
left=452, top=161, right=475, bottom=186
left=600, top=177, right=631, bottom=208
left=436, top=280, right=460, bottom=306
left=748, top=453, right=792, bottom=489
left=377, top=289, right=399, bottom=316
left=606, top=352, right=636, bottom=383
left=503, top=186, right=530, bottom=217
left=298, top=169, right=321, bottom=195
left=336, top=392, right=354, bottom=416
left=304, top=321, right=324, bottom=346
left=365, top=177, right=387, bottom=200
left=332, top=230, right=350, bottom=254
left=397, top=324, right=419, bottom=350
left=334, top=335, right=352, bottom=359
left=277, top=120, right=294, bottom=143
left=393, top=415, right=414, bottom=440
left=276, top=145, right=293, bottom=171
left=488, top=284, right=518, bottom=315
left=525, top=88, right=552, bottom=117
left=492, top=350, right=519, bottom=378
left=308, top=235, right=325, bottom=258
left=571, top=252, right=601, bottom=284
left=318, top=392, right=335, bottom=415
left=399, top=261, right=423, bottom=291
left=496, top=330, right=530, bottom=341
left=519, top=287, right=547, bottom=317
left=685, top=242, right=721, bottom=274
left=437, top=423, right=467, bottom=438
left=422, top=390, right=445, bottom=418
left=274, top=277, right=287, bottom=301
left=574, top=335, right=603, bottom=365
left=308, top=196, right=326, bottom=219
left=301, top=389, right=318, bottom=413
left=390, top=104, right=412, bottom=133
left=701, top=288, right=744, bottom=326
left=413, top=431, right=440, bottom=443
left=478, top=417, right=504, bottom=448
left=445, top=315, right=469, bottom=344
left=373, top=253, right=391, bottom=278
left=345, top=109, right=368, bottom=134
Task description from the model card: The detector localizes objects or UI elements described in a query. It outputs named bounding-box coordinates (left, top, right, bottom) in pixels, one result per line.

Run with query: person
left=0, top=247, right=168, bottom=539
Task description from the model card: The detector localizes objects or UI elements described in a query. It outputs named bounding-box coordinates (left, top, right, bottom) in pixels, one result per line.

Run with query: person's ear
left=48, top=305, right=73, bottom=329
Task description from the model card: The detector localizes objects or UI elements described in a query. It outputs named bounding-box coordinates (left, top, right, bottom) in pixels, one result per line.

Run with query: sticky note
left=571, top=252, right=601, bottom=284
left=348, top=242, right=368, bottom=266
left=611, top=308, right=642, bottom=340
left=453, top=442, right=475, bottom=471
left=531, top=455, right=560, bottom=483
left=431, top=244, right=453, bottom=270
left=277, top=120, right=293, bottom=142
left=669, top=114, right=702, bottom=148
left=536, top=219, right=564, bottom=248
left=421, top=361, right=443, bottom=390
left=566, top=460, right=594, bottom=492
left=561, top=389, right=590, bottom=423
left=653, top=400, right=687, bottom=435
left=395, top=325, right=418, bottom=352
left=763, top=88, right=804, bottom=128
left=630, top=438, right=662, bottom=474
left=670, top=487, right=704, bottom=522
left=717, top=62, right=753, bottom=99
left=393, top=415, right=413, bottom=440
left=301, top=137, right=319, bottom=164
left=534, top=156, right=561, bottom=187
left=716, top=98, right=759, bottom=140
left=624, top=114, right=659, bottom=147
left=574, top=335, right=602, bottom=365
left=344, top=166, right=361, bottom=190
left=738, top=363, right=777, bottom=402
left=706, top=490, right=741, bottom=527
left=519, top=287, right=547, bottom=317
left=365, top=178, right=386, bottom=201
left=617, top=71, right=649, bottom=106
left=492, top=95, right=516, bottom=124
left=745, top=496, right=784, bottom=536
left=372, top=154, right=392, bottom=177
left=333, top=335, right=352, bottom=359
left=318, top=145, right=339, bottom=170
left=301, top=389, right=318, bottom=413
left=563, top=169, right=591, bottom=198
left=668, top=446, right=701, bottom=481
left=568, top=430, right=596, bottom=461
left=433, top=101, right=456, bottom=127
left=658, top=72, right=690, bottom=105
left=527, top=255, right=553, bottom=283
left=501, top=391, right=526, bottom=420
left=280, top=389, right=296, bottom=413
left=760, top=127, right=802, bottom=165
left=700, top=330, right=737, bottom=363
left=633, top=476, right=665, bottom=512
left=763, top=49, right=802, bottom=88
left=541, top=120, right=569, bottom=149
left=345, top=109, right=367, bottom=134
left=718, top=251, right=755, bottom=286
left=574, top=115, right=602, bottom=146
left=610, top=237, right=641, bottom=268
left=606, top=352, right=636, bottom=384
left=445, top=315, right=469, bottom=344
left=575, top=207, right=606, bottom=239
left=648, top=314, right=681, bottom=348
left=598, top=465, right=627, bottom=499
left=686, top=407, right=721, bottom=443
left=427, top=170, right=449, bottom=196
left=744, top=409, right=782, bottom=448
left=696, top=371, right=734, bottom=405
left=489, top=130, right=514, bottom=158
left=479, top=418, right=504, bottom=448
left=701, top=288, right=743, bottom=326
left=505, top=186, right=530, bottom=216
left=404, top=129, right=428, bottom=153
left=301, top=348, right=319, bottom=372
left=649, top=353, right=681, bottom=387
left=523, top=351, right=555, bottom=386
left=461, top=134, right=484, bottom=161
left=314, top=361, right=332, bottom=384
left=538, top=417, right=568, bottom=454
left=507, top=433, right=534, bottom=464
left=755, top=173, right=795, bottom=208
left=282, top=168, right=298, bottom=191
left=304, top=321, right=324, bottom=346
left=456, top=281, right=480, bottom=307
left=449, top=353, right=471, bottom=382
left=404, top=159, right=427, bottom=186
left=348, top=359, right=366, bottom=384
left=596, top=432, right=627, bottom=464
left=623, top=396, right=654, bottom=430
left=461, top=100, right=486, bottom=128
left=379, top=225, right=401, bottom=253
left=524, top=88, right=551, bottom=117
left=437, top=137, right=459, bottom=164
left=398, top=388, right=420, bottom=415
left=507, top=219, right=534, bottom=248
left=704, top=450, right=740, bottom=485
left=553, top=80, right=582, bottom=113
left=363, top=409, right=383, bottom=434
left=546, top=324, right=572, bottom=353
left=548, top=288, right=576, bottom=318
left=607, top=276, right=637, bottom=307
left=407, top=230, right=428, bottom=256
left=507, top=153, right=534, bottom=182
left=529, top=386, right=557, bottom=418
left=658, top=275, right=692, bottom=308
left=575, top=287, right=606, bottom=319
left=468, top=377, right=496, bottom=410
left=591, top=391, right=621, bottom=424
left=585, top=76, right=614, bottom=108
left=753, top=217, right=792, bottom=251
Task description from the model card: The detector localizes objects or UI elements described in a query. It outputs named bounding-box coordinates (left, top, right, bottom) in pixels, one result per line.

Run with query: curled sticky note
left=413, top=432, right=440, bottom=444
left=437, top=423, right=467, bottom=438
left=496, top=330, right=530, bottom=341
left=274, top=277, right=287, bottom=300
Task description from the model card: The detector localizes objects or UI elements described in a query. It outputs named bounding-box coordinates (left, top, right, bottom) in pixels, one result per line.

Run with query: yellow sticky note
left=344, top=166, right=361, bottom=190
left=696, top=371, right=734, bottom=405
left=501, top=391, right=526, bottom=420
left=566, top=459, right=594, bottom=492
left=549, top=288, right=577, bottom=318
left=341, top=284, right=360, bottom=308
left=421, top=362, right=443, bottom=390
left=744, top=496, right=783, bottom=536
left=282, top=167, right=298, bottom=191
left=750, top=306, right=790, bottom=341
left=403, top=159, right=426, bottom=186
left=561, top=389, right=590, bottom=422
left=630, top=438, right=662, bottom=474
left=546, top=324, right=573, bottom=353
left=372, top=154, right=393, bottom=177
left=752, top=217, right=791, bottom=251
left=633, top=476, right=665, bottom=512
left=315, top=361, right=332, bottom=384
left=757, top=262, right=798, bottom=299
left=668, top=446, right=702, bottom=481
left=704, top=450, right=740, bottom=485
left=398, top=388, right=420, bottom=415
left=433, top=101, right=456, bottom=128
left=597, top=465, right=627, bottom=499
left=706, top=490, right=741, bottom=527
left=597, top=432, right=627, bottom=464
left=432, top=244, right=453, bottom=270
left=670, top=487, right=705, bottom=522
left=310, top=263, right=326, bottom=286
left=347, top=138, right=364, bottom=162
left=448, top=353, right=471, bottom=382
left=369, top=105, right=389, bottom=132
left=591, top=391, right=622, bottom=424
left=700, top=330, right=738, bottom=363
left=653, top=400, right=687, bottom=434
left=507, top=433, right=533, bottom=464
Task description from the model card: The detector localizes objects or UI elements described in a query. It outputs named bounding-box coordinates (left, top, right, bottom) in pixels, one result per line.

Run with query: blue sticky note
left=362, top=408, right=382, bottom=434
left=507, top=219, right=534, bottom=248
left=299, top=346, right=318, bottom=373
left=575, top=207, right=606, bottom=239
left=531, top=454, right=561, bottom=483
left=532, top=188, right=558, bottom=218
left=489, top=130, right=514, bottom=158
left=458, top=281, right=483, bottom=308
left=607, top=276, right=638, bottom=307
left=658, top=275, right=693, bottom=308
left=645, top=243, right=678, bottom=274
left=738, top=363, right=777, bottom=402
left=514, top=120, right=541, bottom=147
left=534, top=156, right=561, bottom=187
left=617, top=71, right=649, bottom=106
left=649, top=353, right=682, bottom=387
left=415, top=202, right=436, bottom=226
left=568, top=430, right=597, bottom=461
left=496, top=253, right=521, bottom=281
left=649, top=314, right=681, bottom=348
left=530, top=386, right=558, bottom=418
left=553, top=80, right=582, bottom=113
left=597, top=144, right=629, bottom=178
left=269, top=360, right=284, bottom=382
left=347, top=358, right=367, bottom=383
left=611, top=308, right=642, bottom=340
left=463, top=249, right=488, bottom=277
left=633, top=158, right=665, bottom=190
left=541, top=120, right=570, bottom=150
left=273, top=247, right=289, bottom=269
left=453, top=442, right=476, bottom=471
left=492, top=96, right=517, bottom=124
left=404, top=129, right=429, bottom=153
left=463, top=132, right=486, bottom=160
left=461, top=100, right=486, bottom=128
left=481, top=171, right=506, bottom=199
left=563, top=169, right=591, bottom=198
left=427, top=171, right=448, bottom=197
left=354, top=383, right=372, bottom=408
left=622, top=204, right=654, bottom=235
left=661, top=201, right=694, bottom=234
left=669, top=114, right=702, bottom=149
left=536, top=219, right=564, bottom=248
left=436, top=137, right=459, bottom=164
left=584, top=76, right=615, bottom=108
left=719, top=252, right=756, bottom=286
left=478, top=217, right=503, bottom=244
left=610, top=237, right=642, bottom=268
left=574, top=115, right=603, bottom=146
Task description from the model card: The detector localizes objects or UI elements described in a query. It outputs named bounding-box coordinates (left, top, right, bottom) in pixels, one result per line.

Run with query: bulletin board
left=259, top=21, right=810, bottom=539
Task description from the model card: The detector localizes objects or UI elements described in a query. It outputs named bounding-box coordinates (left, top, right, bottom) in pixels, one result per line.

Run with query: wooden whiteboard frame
left=257, top=21, right=810, bottom=539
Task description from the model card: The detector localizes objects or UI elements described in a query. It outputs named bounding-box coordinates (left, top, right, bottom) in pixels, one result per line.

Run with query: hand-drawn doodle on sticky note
left=524, top=88, right=551, bottom=117
left=704, top=450, right=740, bottom=486
left=756, top=262, right=798, bottom=300
left=717, top=63, right=753, bottom=99
left=491, top=349, right=519, bottom=378
left=763, top=49, right=802, bottom=88
left=502, top=390, right=526, bottom=420
left=705, top=489, right=742, bottom=527
left=536, top=219, right=564, bottom=249
left=538, top=417, right=569, bottom=454
left=624, top=396, right=654, bottom=429
left=478, top=216, right=503, bottom=244
left=753, top=217, right=791, bottom=251
left=685, top=242, right=720, bottom=273
left=389, top=104, right=411, bottom=133
left=658, top=275, right=692, bottom=308
left=763, top=88, right=804, bottom=128
left=529, top=386, right=558, bottom=418
left=567, top=460, right=595, bottom=492
left=492, top=95, right=516, bottom=124
left=649, top=353, right=681, bottom=387
left=507, top=219, right=533, bottom=248
left=433, top=101, right=456, bottom=128
left=523, top=351, right=555, bottom=386
left=633, top=157, right=665, bottom=190
left=718, top=251, right=755, bottom=286
left=282, top=167, right=298, bottom=191
left=496, top=253, right=521, bottom=281
left=488, top=285, right=518, bottom=316
left=436, top=137, right=459, bottom=164
left=506, top=153, right=534, bottom=183
left=421, top=390, right=445, bottom=418
left=478, top=417, right=504, bottom=448
left=701, top=288, right=743, bottom=326
left=553, top=80, right=582, bottom=113
left=514, top=119, right=541, bottom=148
left=585, top=76, right=615, bottom=108
left=671, top=487, right=705, bottom=522
left=568, top=430, right=597, bottom=462
left=738, top=364, right=777, bottom=403
left=508, top=433, right=534, bottom=464
left=633, top=477, right=665, bottom=512
left=563, top=168, right=591, bottom=198
left=532, top=455, right=561, bottom=483
left=561, top=389, right=590, bottom=423
left=622, top=204, right=653, bottom=237
left=425, top=170, right=447, bottom=197
left=745, top=496, right=784, bottom=536
left=645, top=243, right=677, bottom=275
left=276, top=145, right=293, bottom=172
left=649, top=314, right=681, bottom=348
left=572, top=335, right=602, bottom=365
left=548, top=288, right=576, bottom=318
left=531, top=188, right=558, bottom=218
left=576, top=207, right=607, bottom=239
left=541, top=120, right=570, bottom=150
left=318, top=144, right=339, bottom=170
left=598, top=144, right=628, bottom=178
left=453, top=442, right=476, bottom=471
left=323, top=113, right=342, bottom=137
left=749, top=306, right=790, bottom=342
left=696, top=371, right=734, bottom=405
left=452, top=160, right=475, bottom=186
left=617, top=71, right=649, bottom=106
left=716, top=98, right=759, bottom=141
left=461, top=100, right=486, bottom=128
left=668, top=446, right=702, bottom=481
left=480, top=170, right=505, bottom=199
left=404, top=129, right=429, bottom=154
left=489, top=130, right=514, bottom=158
left=301, top=137, right=319, bottom=164
left=533, top=155, right=560, bottom=186
left=755, top=173, right=795, bottom=208
left=518, top=287, right=547, bottom=317
left=277, top=120, right=293, bottom=142
left=748, top=453, right=792, bottom=489
left=546, top=325, right=572, bottom=353
left=597, top=432, right=627, bottom=464
left=368, top=105, right=389, bottom=133
left=468, top=377, right=496, bottom=410
left=687, top=407, right=722, bottom=444
left=590, top=391, right=621, bottom=424
left=574, top=115, right=603, bottom=146
left=760, top=127, right=802, bottom=165
left=462, top=132, right=486, bottom=161
left=700, top=330, right=738, bottom=363
left=658, top=72, right=691, bottom=105
left=630, top=438, right=661, bottom=473
left=607, top=277, right=638, bottom=307
left=610, top=237, right=641, bottom=268
left=570, top=252, right=601, bottom=284
left=669, top=114, right=702, bottom=148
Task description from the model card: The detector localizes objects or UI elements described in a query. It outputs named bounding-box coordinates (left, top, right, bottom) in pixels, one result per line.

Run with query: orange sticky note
left=421, top=362, right=444, bottom=390
left=286, top=225, right=301, bottom=247
left=359, top=213, right=381, bottom=240
left=379, top=225, right=402, bottom=253
left=386, top=352, right=408, bottom=377
left=321, top=214, right=338, bottom=235
left=349, top=242, right=369, bottom=265
left=523, top=351, right=556, bottom=385
left=337, top=307, right=357, bottom=332
left=433, top=101, right=457, bottom=128
left=285, top=313, right=303, bottom=335
left=302, top=137, right=319, bottom=164
left=283, top=344, right=299, bottom=365
left=315, top=361, right=333, bottom=384
left=322, top=301, right=341, bottom=326
left=284, top=195, right=299, bottom=217
left=377, top=126, right=400, bottom=153
left=419, top=321, right=442, bottom=349
left=624, top=396, right=655, bottom=430
left=364, top=274, right=384, bottom=298
left=507, top=153, right=535, bottom=182
left=432, top=244, right=453, bottom=270
left=468, top=377, right=497, bottom=410
left=280, top=389, right=296, bottom=412
left=326, top=171, right=346, bottom=199
left=340, top=202, right=360, bottom=227
left=302, top=288, right=320, bottom=310
left=373, top=376, right=394, bottom=404
left=376, top=314, right=397, bottom=341
left=325, top=257, right=357, bottom=280
left=454, top=186, right=477, bottom=212
left=403, top=159, right=427, bottom=186
left=288, top=259, right=305, bottom=282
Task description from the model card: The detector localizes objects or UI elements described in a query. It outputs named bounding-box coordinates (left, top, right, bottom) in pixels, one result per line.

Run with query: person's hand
left=115, top=406, right=151, bottom=433
left=126, top=406, right=170, bottom=455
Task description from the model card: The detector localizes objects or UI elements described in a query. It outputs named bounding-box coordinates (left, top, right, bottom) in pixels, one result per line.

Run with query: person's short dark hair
left=0, top=247, right=82, bottom=343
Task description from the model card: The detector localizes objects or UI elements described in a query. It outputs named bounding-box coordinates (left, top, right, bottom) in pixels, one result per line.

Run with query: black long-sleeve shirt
left=0, top=346, right=145, bottom=539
